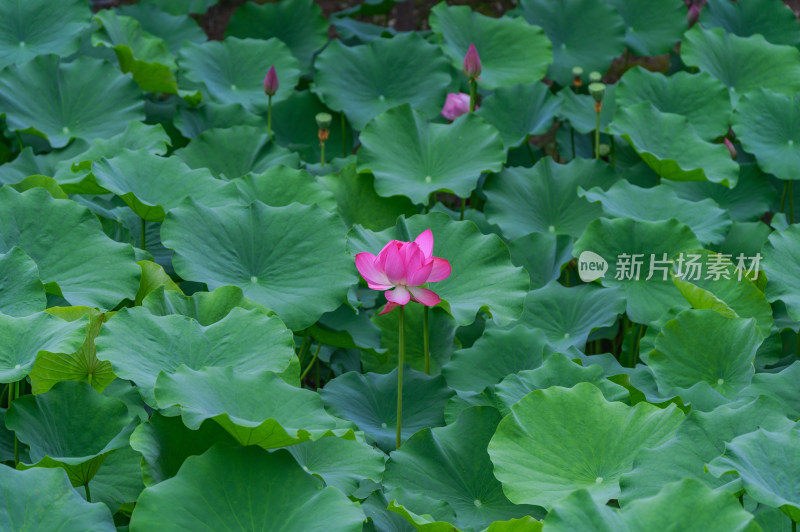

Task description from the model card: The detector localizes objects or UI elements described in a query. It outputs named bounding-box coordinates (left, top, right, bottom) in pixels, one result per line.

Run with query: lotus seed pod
left=589, top=71, right=603, bottom=83
left=598, top=143, right=610, bottom=157
left=589, top=82, right=606, bottom=102
left=315, top=112, right=333, bottom=130
left=572, top=66, right=584, bottom=87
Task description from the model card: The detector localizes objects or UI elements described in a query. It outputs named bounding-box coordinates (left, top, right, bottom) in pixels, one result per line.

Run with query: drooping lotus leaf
left=429, top=3, right=552, bottom=90
left=118, top=3, right=206, bottom=54
left=700, top=0, right=800, bottom=46
left=0, top=0, right=90, bottom=69
left=362, top=492, right=416, bottom=532
left=0, top=466, right=116, bottom=531
left=226, top=0, right=329, bottom=73
left=615, top=68, right=731, bottom=141
left=348, top=212, right=529, bottom=326
left=142, top=285, right=273, bottom=325
left=556, top=84, right=617, bottom=134
left=173, top=101, right=263, bottom=138
left=0, top=55, right=144, bottom=148
left=762, top=224, right=800, bottom=321
left=610, top=103, right=739, bottom=186
left=0, top=247, right=45, bottom=317
left=488, top=383, right=684, bottom=509
left=385, top=407, right=543, bottom=531
left=83, top=445, right=143, bottom=514
left=174, top=125, right=300, bottom=180
left=475, top=83, right=561, bottom=149
left=233, top=165, right=335, bottom=210
left=738, top=362, right=800, bottom=419
left=604, top=0, right=686, bottom=56
left=508, top=233, right=573, bottom=290
left=320, top=367, right=455, bottom=451
left=0, top=187, right=140, bottom=308
left=516, top=0, right=625, bottom=86
left=134, top=260, right=182, bottom=307
left=10, top=175, right=68, bottom=200
left=484, top=157, right=617, bottom=240
left=6, top=381, right=137, bottom=487
left=161, top=199, right=355, bottom=330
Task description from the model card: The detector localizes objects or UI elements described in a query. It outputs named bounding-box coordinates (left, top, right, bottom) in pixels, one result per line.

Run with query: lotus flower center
left=717, top=378, right=724, bottom=385
left=596, top=477, right=603, bottom=484
left=250, top=276, right=258, bottom=283
left=473, top=499, right=482, bottom=507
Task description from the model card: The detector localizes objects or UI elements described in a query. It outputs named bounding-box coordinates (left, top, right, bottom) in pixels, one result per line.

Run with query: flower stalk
left=396, top=305, right=405, bottom=449
left=316, top=113, right=332, bottom=167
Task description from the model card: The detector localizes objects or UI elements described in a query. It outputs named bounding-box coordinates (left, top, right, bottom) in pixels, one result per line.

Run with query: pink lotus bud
left=724, top=138, right=737, bottom=160
left=687, top=4, right=701, bottom=27
left=263, top=66, right=278, bottom=96
left=441, top=93, right=472, bottom=120
left=463, top=43, right=482, bottom=80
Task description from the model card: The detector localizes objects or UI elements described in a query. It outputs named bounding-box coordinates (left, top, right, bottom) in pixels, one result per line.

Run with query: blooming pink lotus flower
left=355, top=229, right=451, bottom=315
left=441, top=93, right=472, bottom=120
left=263, top=66, right=279, bottom=96
left=463, top=43, right=482, bottom=79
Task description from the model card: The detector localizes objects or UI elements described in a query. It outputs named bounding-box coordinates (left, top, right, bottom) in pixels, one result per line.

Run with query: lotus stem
left=341, top=113, right=347, bottom=157
left=469, top=79, right=477, bottom=113
left=594, top=107, right=601, bottom=159
left=299, top=342, right=322, bottom=381
left=460, top=198, right=466, bottom=220
left=84, top=482, right=91, bottom=502
left=141, top=219, right=146, bottom=251
left=297, top=335, right=311, bottom=366
left=267, top=95, right=272, bottom=139
left=320, top=141, right=325, bottom=167
left=790, top=181, right=795, bottom=224
left=396, top=305, right=405, bottom=449
left=781, top=182, right=788, bottom=214
left=423, top=306, right=430, bottom=375
left=570, top=124, right=575, bottom=159
left=526, top=139, right=536, bottom=165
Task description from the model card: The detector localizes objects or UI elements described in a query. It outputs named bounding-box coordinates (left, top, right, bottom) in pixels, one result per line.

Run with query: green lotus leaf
left=312, top=33, right=451, bottom=130
left=118, top=3, right=206, bottom=54
left=162, top=199, right=355, bottom=330
left=140, top=0, right=217, bottom=14
left=10, top=175, right=68, bottom=199
left=556, top=84, right=617, bottom=134
left=762, top=224, right=800, bottom=321
left=362, top=492, right=416, bottom=532
left=517, top=0, right=625, bottom=86
left=0, top=55, right=144, bottom=148
left=233, top=165, right=335, bottom=210
left=738, top=362, right=800, bottom=419
left=178, top=37, right=300, bottom=111
left=0, top=0, right=90, bottom=69
left=226, top=0, right=328, bottom=73
left=475, top=83, right=561, bottom=150
left=700, top=0, right=800, bottom=46
left=610, top=103, right=739, bottom=186
left=580, top=180, right=731, bottom=245
left=0, top=247, right=45, bottom=317
left=6, top=381, right=137, bottom=487
left=134, top=260, right=182, bottom=307
left=488, top=382, right=684, bottom=509
left=484, top=157, right=617, bottom=239
left=386, top=407, right=543, bottom=531
left=305, top=302, right=384, bottom=357
left=174, top=101, right=262, bottom=138
left=616, top=68, right=731, bottom=141
left=707, top=424, right=800, bottom=522
left=508, top=233, right=573, bottom=290
left=0, top=466, right=116, bottom=531
left=680, top=27, right=800, bottom=104
left=174, top=125, right=300, bottom=180
left=142, top=285, right=274, bottom=325
left=84, top=444, right=145, bottom=514
left=95, top=306, right=297, bottom=403
left=320, top=367, right=455, bottom=451
left=348, top=212, right=529, bottom=326
left=386, top=498, right=458, bottom=531
left=429, top=3, right=551, bottom=90
left=605, top=0, right=686, bottom=56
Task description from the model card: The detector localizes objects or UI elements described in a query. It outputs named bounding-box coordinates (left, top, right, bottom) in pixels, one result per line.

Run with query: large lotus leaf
left=707, top=424, right=800, bottom=521
left=312, top=32, right=451, bottom=130
left=680, top=27, right=800, bottom=103
left=556, top=84, right=617, bottom=134
left=484, top=157, right=617, bottom=240
left=142, top=285, right=273, bottom=325
left=443, top=325, right=547, bottom=393
left=762, top=224, right=800, bottom=321
left=226, top=0, right=328, bottom=73
left=0, top=55, right=144, bottom=148
left=738, top=362, right=800, bottom=419
left=385, top=407, right=542, bottom=531
left=610, top=103, right=739, bottom=186
left=488, top=383, right=684, bottom=509
left=118, top=3, right=206, bottom=54
left=134, top=260, right=182, bottom=307
left=508, top=233, right=573, bottom=290
left=178, top=37, right=300, bottom=111
left=429, top=4, right=551, bottom=90
left=0, top=187, right=140, bottom=308
left=357, top=105, right=505, bottom=204
left=174, top=101, right=263, bottom=138
left=162, top=199, right=355, bottom=330
left=348, top=212, right=529, bottom=326
left=700, top=0, right=800, bottom=46
left=604, top=0, right=686, bottom=56
left=0, top=0, right=90, bottom=69
left=615, top=68, right=731, bottom=141
left=516, top=0, right=625, bottom=86
left=174, top=125, right=300, bottom=180
left=0, top=247, right=45, bottom=317
left=85, top=443, right=145, bottom=514
left=6, top=381, right=136, bottom=487
left=155, top=366, right=347, bottom=448
left=0, top=467, right=115, bottom=531
left=320, top=367, right=455, bottom=451
left=475, top=83, right=561, bottom=150
left=515, top=282, right=626, bottom=352
left=140, top=0, right=218, bottom=15
left=233, top=165, right=335, bottom=210
left=580, top=180, right=731, bottom=245
left=130, top=444, right=365, bottom=531
left=95, top=306, right=297, bottom=403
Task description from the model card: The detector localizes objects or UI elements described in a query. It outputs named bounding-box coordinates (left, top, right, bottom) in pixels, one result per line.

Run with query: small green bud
left=598, top=143, right=610, bottom=157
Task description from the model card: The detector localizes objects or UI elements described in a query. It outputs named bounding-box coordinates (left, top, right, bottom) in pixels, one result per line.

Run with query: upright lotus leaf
left=178, top=37, right=300, bottom=111
left=134, top=260, right=182, bottom=306
left=320, top=367, right=455, bottom=451
left=154, top=366, right=347, bottom=448
left=739, top=362, right=800, bottom=419
left=580, top=180, right=731, bottom=245
left=348, top=212, right=529, bottom=326
left=0, top=0, right=90, bottom=69
left=140, top=0, right=218, bottom=15
left=118, top=3, right=206, bottom=54
left=6, top=381, right=136, bottom=488
left=0, top=55, right=144, bottom=148
left=680, top=27, right=800, bottom=104
left=508, top=233, right=573, bottom=290
left=557, top=84, right=617, bottom=134
left=429, top=4, right=551, bottom=90
left=615, top=68, right=731, bottom=141
left=385, top=407, right=543, bottom=531
left=488, top=383, right=684, bottom=509
left=233, top=165, right=335, bottom=210
left=484, top=158, right=617, bottom=240
left=604, top=0, right=686, bottom=56
left=762, top=224, right=800, bottom=321
left=700, top=0, right=800, bottom=46
left=443, top=325, right=547, bottom=393
left=0, top=187, right=140, bottom=308
left=162, top=199, right=355, bottom=330
left=0, top=467, right=116, bottom=532
left=142, top=285, right=273, bottom=325
left=175, top=125, right=300, bottom=180
left=0, top=247, right=45, bottom=317
left=517, top=0, right=625, bottom=86
left=610, top=103, right=739, bottom=186
left=515, top=282, right=626, bottom=352
left=707, top=425, right=800, bottom=522
left=226, top=0, right=329, bottom=73
left=475, top=83, right=561, bottom=149
left=174, top=101, right=262, bottom=138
